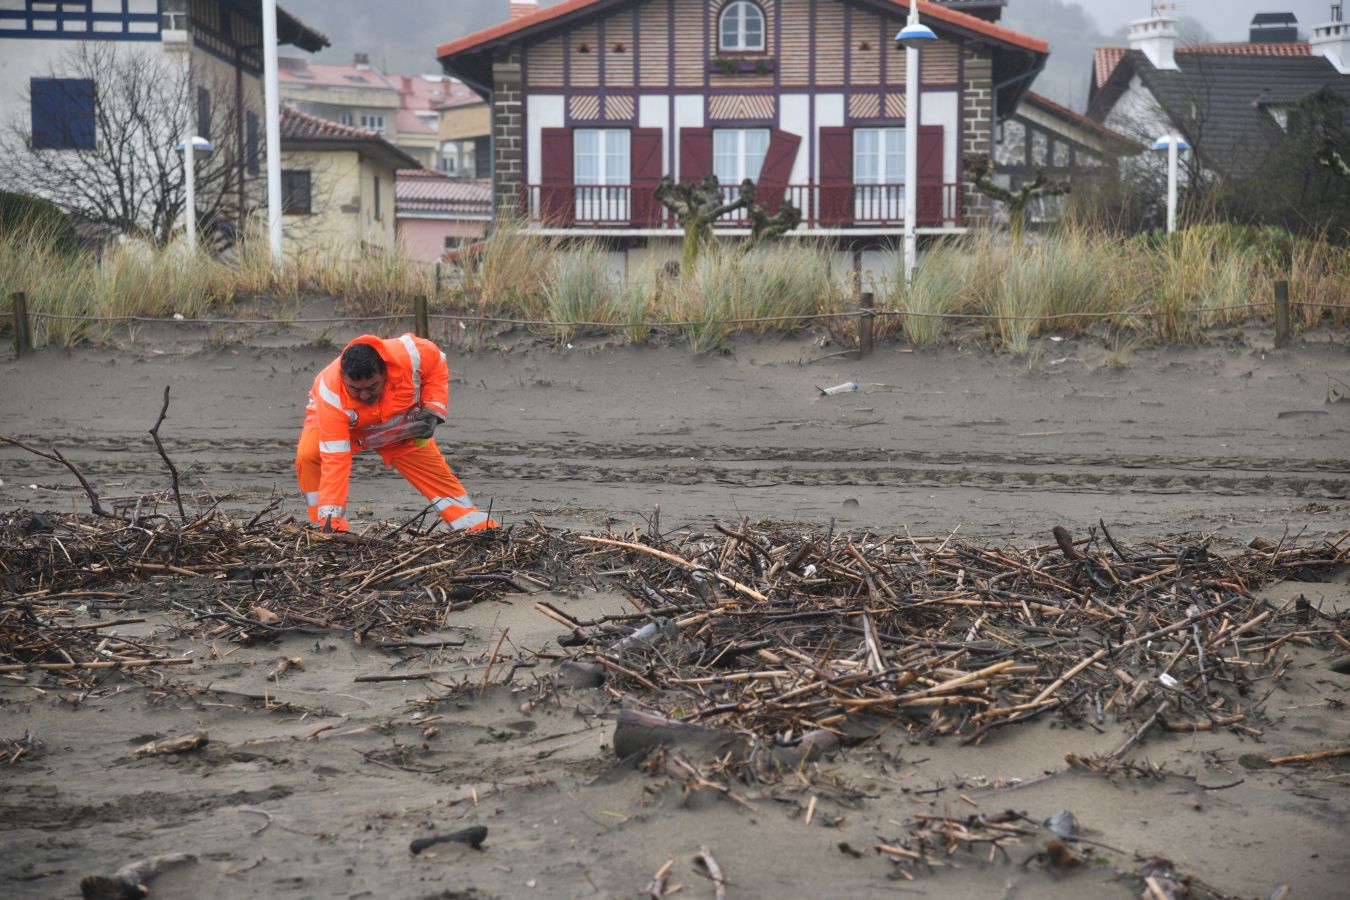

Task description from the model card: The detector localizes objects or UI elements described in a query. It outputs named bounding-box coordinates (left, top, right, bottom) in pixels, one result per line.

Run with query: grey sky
left=1087, top=1, right=1336, bottom=43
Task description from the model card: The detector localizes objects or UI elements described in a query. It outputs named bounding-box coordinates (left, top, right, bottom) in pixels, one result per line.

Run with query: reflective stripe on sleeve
left=400, top=335, right=423, bottom=404
left=319, top=440, right=352, bottom=454
left=449, top=510, right=489, bottom=530
left=303, top=491, right=319, bottom=506
left=319, top=380, right=357, bottom=425
left=424, top=400, right=447, bottom=417
left=317, top=505, right=346, bottom=519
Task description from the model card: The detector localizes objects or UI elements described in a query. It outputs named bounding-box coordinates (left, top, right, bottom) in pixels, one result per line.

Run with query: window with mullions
left=574, top=128, right=630, bottom=222
left=360, top=113, right=385, bottom=133
left=713, top=128, right=769, bottom=199
left=853, top=127, right=905, bottom=221
left=719, top=1, right=765, bottom=53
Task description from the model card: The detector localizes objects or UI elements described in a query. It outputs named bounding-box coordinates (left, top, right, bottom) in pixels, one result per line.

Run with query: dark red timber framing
left=631, top=127, right=665, bottom=225
left=540, top=127, right=575, bottom=225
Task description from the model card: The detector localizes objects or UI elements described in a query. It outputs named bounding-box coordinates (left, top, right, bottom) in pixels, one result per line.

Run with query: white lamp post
left=895, top=4, right=937, bottom=286
left=177, top=134, right=214, bottom=252
left=1151, top=133, right=1190, bottom=233
left=262, top=0, right=283, bottom=264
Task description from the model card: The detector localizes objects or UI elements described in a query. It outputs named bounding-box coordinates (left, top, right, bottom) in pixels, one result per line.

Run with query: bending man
left=296, top=333, right=495, bottom=533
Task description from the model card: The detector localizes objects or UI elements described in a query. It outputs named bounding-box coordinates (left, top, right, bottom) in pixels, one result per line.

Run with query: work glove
left=321, top=515, right=350, bottom=534
left=408, top=412, right=441, bottom=441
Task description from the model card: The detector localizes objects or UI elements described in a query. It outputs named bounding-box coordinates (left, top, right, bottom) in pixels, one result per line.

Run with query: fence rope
left=21, top=301, right=1350, bottom=330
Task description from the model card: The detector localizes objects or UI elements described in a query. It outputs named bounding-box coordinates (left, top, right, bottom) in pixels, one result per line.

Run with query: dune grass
left=2, top=217, right=1345, bottom=353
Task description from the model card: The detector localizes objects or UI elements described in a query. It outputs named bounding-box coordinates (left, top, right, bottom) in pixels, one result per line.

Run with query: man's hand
left=409, top=412, right=441, bottom=441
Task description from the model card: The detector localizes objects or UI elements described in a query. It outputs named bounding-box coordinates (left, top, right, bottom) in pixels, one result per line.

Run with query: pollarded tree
left=0, top=42, right=255, bottom=247
left=965, top=154, right=1070, bottom=243
left=654, top=174, right=801, bottom=272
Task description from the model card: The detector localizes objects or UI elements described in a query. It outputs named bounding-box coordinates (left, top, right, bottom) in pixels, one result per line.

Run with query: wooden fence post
left=11, top=292, right=32, bottom=358
left=858, top=291, right=874, bottom=359
left=1274, top=280, right=1290, bottom=349
left=413, top=294, right=430, bottom=339
left=434, top=262, right=442, bottom=297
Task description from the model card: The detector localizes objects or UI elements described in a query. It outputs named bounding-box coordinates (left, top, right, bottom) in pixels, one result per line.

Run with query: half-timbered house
left=436, top=0, right=1046, bottom=265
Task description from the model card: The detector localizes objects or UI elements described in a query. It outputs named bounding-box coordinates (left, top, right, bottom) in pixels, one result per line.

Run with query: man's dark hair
left=340, top=343, right=385, bottom=381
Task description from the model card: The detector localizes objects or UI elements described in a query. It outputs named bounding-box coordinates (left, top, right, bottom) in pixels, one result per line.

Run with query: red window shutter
left=679, top=127, right=713, bottom=182
left=756, top=129, right=801, bottom=214
left=917, top=125, right=945, bottom=226
left=818, top=127, right=853, bottom=226
left=540, top=127, right=574, bottom=226
left=630, top=128, right=664, bottom=227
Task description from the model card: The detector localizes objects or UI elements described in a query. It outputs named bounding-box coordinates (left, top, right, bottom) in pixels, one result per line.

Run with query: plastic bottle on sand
left=820, top=382, right=859, bottom=396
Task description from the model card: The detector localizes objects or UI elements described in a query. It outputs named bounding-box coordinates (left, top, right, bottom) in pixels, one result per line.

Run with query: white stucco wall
left=526, top=94, right=564, bottom=186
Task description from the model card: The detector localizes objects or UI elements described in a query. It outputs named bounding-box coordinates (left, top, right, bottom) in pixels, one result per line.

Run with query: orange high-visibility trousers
left=295, top=428, right=494, bottom=531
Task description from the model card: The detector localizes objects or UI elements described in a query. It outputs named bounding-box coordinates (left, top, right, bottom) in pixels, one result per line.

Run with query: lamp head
left=176, top=136, right=215, bottom=157
left=1151, top=134, right=1190, bottom=152
left=895, top=22, right=938, bottom=49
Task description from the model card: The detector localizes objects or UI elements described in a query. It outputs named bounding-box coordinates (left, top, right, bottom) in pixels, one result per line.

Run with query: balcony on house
left=519, top=181, right=963, bottom=231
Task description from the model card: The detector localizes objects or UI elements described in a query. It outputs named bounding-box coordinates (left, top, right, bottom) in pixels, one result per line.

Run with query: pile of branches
left=2, top=501, right=1347, bottom=749
left=551, top=522, right=1349, bottom=747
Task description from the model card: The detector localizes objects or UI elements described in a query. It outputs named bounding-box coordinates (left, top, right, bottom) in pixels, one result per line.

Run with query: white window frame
left=853, top=127, right=906, bottom=222
left=719, top=1, right=766, bottom=53
left=713, top=128, right=769, bottom=213
left=574, top=128, right=630, bottom=222
left=441, top=141, right=459, bottom=175
left=360, top=113, right=385, bottom=133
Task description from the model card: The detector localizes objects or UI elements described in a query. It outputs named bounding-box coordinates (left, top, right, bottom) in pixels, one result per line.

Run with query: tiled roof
left=1023, top=92, right=1144, bottom=151
left=1095, top=42, right=1314, bottom=89
left=280, top=106, right=421, bottom=169
left=1094, top=47, right=1127, bottom=90
left=437, top=0, right=1048, bottom=60
left=396, top=109, right=438, bottom=136
left=280, top=105, right=381, bottom=141
left=1094, top=50, right=1350, bottom=178
left=1183, top=42, right=1311, bottom=57
left=278, top=61, right=397, bottom=91
left=395, top=171, right=493, bottom=215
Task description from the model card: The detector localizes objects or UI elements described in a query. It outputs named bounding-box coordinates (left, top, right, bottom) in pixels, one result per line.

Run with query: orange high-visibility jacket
left=303, top=334, right=450, bottom=521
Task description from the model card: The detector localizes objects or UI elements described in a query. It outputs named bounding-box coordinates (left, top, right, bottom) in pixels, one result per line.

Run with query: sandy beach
left=1, top=317, right=1347, bottom=899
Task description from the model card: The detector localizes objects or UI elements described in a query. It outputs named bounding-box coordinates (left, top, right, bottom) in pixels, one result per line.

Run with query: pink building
left=396, top=169, right=493, bottom=263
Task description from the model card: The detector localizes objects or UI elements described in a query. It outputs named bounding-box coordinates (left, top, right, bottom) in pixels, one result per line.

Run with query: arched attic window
left=719, top=1, right=766, bottom=53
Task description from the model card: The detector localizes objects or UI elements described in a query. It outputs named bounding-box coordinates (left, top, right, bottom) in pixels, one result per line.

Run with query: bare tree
left=0, top=43, right=255, bottom=247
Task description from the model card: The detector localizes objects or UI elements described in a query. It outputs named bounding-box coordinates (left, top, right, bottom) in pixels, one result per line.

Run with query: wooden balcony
left=519, top=182, right=964, bottom=231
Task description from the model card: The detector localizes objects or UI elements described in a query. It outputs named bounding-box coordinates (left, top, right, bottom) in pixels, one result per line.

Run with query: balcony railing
left=521, top=182, right=963, bottom=230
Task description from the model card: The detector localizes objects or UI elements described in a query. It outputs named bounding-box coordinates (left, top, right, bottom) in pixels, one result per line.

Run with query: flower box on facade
left=709, top=57, right=776, bottom=76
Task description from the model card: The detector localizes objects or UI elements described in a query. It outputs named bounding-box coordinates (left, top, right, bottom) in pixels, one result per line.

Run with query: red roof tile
left=1094, top=47, right=1126, bottom=89
left=1182, top=41, right=1310, bottom=57
left=437, top=0, right=1047, bottom=60
left=280, top=105, right=382, bottom=141
left=395, top=171, right=493, bottom=214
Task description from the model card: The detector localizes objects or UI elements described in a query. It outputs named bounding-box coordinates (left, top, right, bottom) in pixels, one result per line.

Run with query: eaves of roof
left=1023, top=91, right=1144, bottom=152
left=437, top=0, right=1046, bottom=64
left=280, top=106, right=420, bottom=170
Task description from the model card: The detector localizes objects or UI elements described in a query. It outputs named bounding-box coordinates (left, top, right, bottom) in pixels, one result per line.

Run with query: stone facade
left=492, top=48, right=523, bottom=218
left=961, top=46, right=994, bottom=226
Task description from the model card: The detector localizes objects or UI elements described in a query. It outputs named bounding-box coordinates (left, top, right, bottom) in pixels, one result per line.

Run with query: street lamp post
left=262, top=0, right=283, bottom=264
left=1151, top=134, right=1190, bottom=234
left=177, top=134, right=214, bottom=252
left=895, top=4, right=937, bottom=286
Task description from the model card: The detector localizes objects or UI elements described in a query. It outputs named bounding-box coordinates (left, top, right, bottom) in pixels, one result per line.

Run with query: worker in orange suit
left=295, top=333, right=496, bottom=533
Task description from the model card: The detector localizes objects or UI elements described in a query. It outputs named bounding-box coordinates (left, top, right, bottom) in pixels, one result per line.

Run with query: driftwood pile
left=1, top=506, right=1347, bottom=750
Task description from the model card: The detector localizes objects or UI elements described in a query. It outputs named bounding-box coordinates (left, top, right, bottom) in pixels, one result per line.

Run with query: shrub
left=0, top=191, right=79, bottom=255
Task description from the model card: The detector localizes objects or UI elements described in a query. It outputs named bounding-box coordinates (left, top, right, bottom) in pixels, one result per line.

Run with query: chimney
left=510, top=1, right=537, bottom=21
left=1129, top=14, right=1180, bottom=70
left=354, top=52, right=370, bottom=69
left=1311, top=3, right=1350, bottom=73
left=1249, top=12, right=1300, bottom=43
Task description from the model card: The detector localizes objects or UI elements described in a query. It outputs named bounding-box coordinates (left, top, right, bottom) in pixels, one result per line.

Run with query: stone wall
left=492, top=48, right=523, bottom=218
left=961, top=46, right=994, bottom=227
